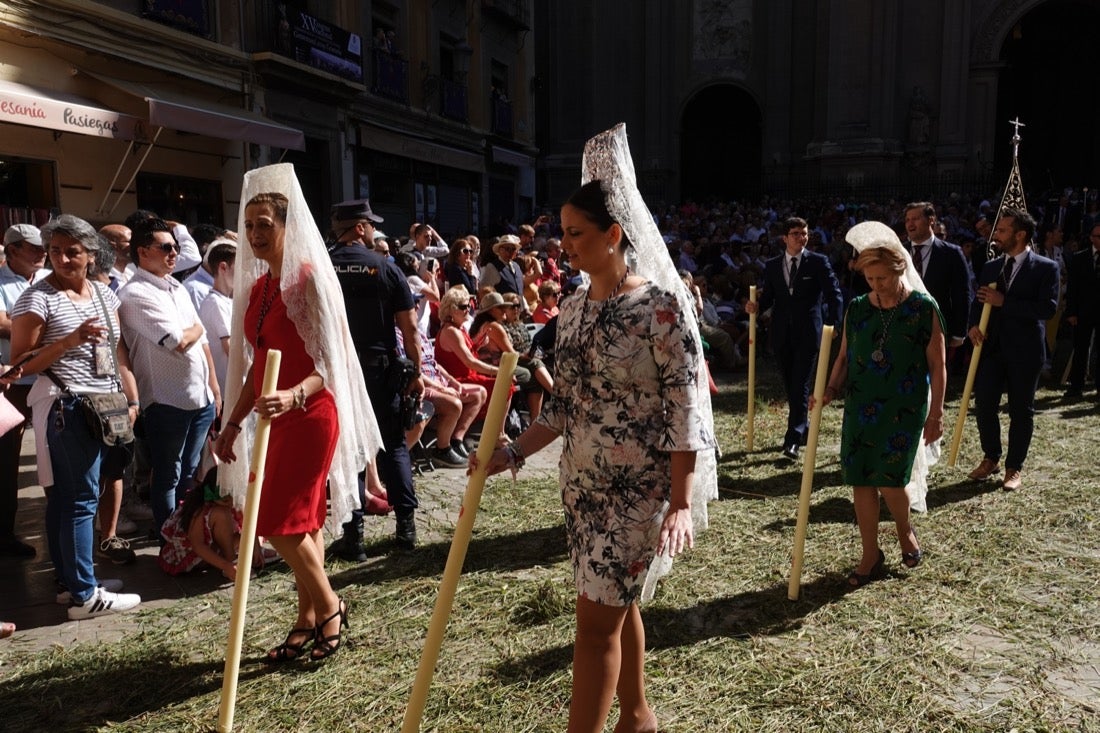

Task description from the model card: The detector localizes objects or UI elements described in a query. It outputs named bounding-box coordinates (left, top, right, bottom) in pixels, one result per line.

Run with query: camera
left=400, top=392, right=422, bottom=431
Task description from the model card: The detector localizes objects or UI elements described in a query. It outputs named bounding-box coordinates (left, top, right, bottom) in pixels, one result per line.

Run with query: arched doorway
left=680, top=84, right=762, bottom=202
left=995, top=1, right=1100, bottom=199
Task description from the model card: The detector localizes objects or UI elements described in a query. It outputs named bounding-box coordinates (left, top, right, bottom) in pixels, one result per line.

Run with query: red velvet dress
left=245, top=275, right=339, bottom=536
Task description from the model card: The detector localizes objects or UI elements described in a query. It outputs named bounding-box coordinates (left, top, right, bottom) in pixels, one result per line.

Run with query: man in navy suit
left=1063, top=222, right=1100, bottom=398
left=745, top=217, right=843, bottom=460
left=967, top=207, right=1059, bottom=491
left=904, top=202, right=973, bottom=359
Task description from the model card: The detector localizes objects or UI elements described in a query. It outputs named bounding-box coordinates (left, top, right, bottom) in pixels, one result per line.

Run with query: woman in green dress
left=819, top=226, right=946, bottom=588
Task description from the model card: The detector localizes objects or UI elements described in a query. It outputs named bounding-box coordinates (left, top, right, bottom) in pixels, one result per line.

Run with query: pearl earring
left=607, top=246, right=614, bottom=254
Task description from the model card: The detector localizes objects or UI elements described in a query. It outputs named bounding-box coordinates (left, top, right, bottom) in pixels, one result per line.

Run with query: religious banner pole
left=950, top=117, right=1029, bottom=467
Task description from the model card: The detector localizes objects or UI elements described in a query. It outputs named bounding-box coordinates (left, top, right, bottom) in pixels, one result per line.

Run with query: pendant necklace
left=871, top=290, right=903, bottom=365
left=255, top=273, right=276, bottom=348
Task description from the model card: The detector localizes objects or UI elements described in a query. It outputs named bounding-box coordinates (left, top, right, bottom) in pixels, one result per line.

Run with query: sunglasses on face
left=454, top=303, right=470, bottom=311
left=144, top=242, right=180, bottom=254
left=461, top=248, right=473, bottom=254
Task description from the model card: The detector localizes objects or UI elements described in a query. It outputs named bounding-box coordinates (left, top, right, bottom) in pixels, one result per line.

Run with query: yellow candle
left=219, top=349, right=282, bottom=733
left=402, top=352, right=519, bottom=732
left=788, top=325, right=833, bottom=601
left=747, top=285, right=757, bottom=450
left=948, top=283, right=996, bottom=467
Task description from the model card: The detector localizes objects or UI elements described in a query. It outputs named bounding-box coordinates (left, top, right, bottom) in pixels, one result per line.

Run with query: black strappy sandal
left=846, top=549, right=885, bottom=588
left=266, top=626, right=314, bottom=663
left=310, top=598, right=349, bottom=661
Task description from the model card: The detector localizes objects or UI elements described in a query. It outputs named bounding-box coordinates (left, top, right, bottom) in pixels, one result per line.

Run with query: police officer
left=329, top=199, right=424, bottom=556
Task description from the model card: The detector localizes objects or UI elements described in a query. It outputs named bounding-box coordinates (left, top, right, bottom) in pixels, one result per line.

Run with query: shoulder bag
left=45, top=283, right=134, bottom=446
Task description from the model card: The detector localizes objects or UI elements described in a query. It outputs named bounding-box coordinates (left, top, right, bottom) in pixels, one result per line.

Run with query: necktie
left=788, top=257, right=799, bottom=290
left=1001, top=256, right=1015, bottom=290
left=912, top=245, right=925, bottom=274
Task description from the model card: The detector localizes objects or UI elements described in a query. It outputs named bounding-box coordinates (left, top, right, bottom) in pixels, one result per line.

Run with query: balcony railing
left=481, top=0, right=531, bottom=30
left=491, top=96, right=513, bottom=137
left=440, top=79, right=468, bottom=122
left=372, top=50, right=409, bottom=104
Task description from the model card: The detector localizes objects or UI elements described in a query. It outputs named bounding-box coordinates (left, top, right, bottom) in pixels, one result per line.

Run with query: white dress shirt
left=118, top=268, right=213, bottom=410
left=183, top=266, right=214, bottom=312
left=197, top=288, right=232, bottom=395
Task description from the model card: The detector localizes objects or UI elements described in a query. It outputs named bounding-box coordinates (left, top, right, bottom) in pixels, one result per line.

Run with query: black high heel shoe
left=310, top=598, right=349, bottom=661
left=266, top=626, right=314, bottom=663
left=846, top=549, right=885, bottom=588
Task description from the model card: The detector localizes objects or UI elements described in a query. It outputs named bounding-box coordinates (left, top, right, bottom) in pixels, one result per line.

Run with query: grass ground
left=1, top=368, right=1098, bottom=732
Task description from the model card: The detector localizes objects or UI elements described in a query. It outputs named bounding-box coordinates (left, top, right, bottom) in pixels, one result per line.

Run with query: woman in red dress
left=215, top=179, right=378, bottom=663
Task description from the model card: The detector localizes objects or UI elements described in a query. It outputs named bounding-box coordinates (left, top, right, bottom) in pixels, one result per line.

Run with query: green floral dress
left=840, top=291, right=943, bottom=487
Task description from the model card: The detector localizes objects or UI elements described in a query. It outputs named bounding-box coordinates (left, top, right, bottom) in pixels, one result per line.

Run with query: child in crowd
left=158, top=465, right=275, bottom=580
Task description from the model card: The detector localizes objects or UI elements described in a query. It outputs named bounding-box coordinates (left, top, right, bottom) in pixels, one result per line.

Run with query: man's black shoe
left=395, top=513, right=417, bottom=550
left=0, top=537, right=36, bottom=558
left=782, top=444, right=800, bottom=461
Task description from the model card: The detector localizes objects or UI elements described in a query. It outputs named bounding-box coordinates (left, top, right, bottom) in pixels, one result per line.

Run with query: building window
left=142, top=0, right=214, bottom=39
left=136, top=173, right=223, bottom=228
left=490, top=61, right=513, bottom=137
left=0, top=156, right=57, bottom=228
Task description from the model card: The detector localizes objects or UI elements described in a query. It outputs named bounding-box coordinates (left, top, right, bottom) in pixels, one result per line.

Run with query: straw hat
left=492, top=234, right=521, bottom=256
left=477, top=291, right=507, bottom=314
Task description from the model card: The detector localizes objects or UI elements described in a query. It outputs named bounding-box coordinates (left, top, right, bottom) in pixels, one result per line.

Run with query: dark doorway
left=996, top=1, right=1100, bottom=198
left=680, top=84, right=762, bottom=202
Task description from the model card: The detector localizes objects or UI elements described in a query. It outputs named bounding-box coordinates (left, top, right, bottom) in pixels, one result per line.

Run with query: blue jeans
left=45, top=396, right=106, bottom=604
left=143, top=402, right=216, bottom=535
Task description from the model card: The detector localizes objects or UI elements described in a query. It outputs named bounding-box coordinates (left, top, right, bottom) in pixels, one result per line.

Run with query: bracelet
left=127, top=400, right=140, bottom=408
left=294, top=384, right=306, bottom=411
left=510, top=440, right=526, bottom=463
left=504, top=443, right=526, bottom=470
left=225, top=421, right=242, bottom=432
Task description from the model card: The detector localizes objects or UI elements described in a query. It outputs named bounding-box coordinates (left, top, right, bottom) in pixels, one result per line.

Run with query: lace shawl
left=581, top=123, right=719, bottom=600
left=222, top=163, right=382, bottom=535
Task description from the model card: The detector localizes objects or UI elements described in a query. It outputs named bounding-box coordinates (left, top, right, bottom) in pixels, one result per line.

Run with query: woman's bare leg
left=569, top=596, right=628, bottom=733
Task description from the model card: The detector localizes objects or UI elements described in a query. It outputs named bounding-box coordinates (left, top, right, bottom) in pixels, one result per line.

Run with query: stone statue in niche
left=907, top=86, right=933, bottom=147
left=694, top=0, right=752, bottom=70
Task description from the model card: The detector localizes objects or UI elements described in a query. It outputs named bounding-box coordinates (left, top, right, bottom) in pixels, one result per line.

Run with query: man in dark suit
left=1046, top=192, right=1082, bottom=239
left=967, top=207, right=1059, bottom=491
left=745, top=216, right=843, bottom=460
left=904, top=202, right=973, bottom=358
left=1063, top=222, right=1100, bottom=398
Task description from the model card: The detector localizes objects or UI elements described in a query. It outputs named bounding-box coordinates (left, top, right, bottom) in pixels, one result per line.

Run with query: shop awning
left=0, top=79, right=144, bottom=140
left=86, top=73, right=306, bottom=151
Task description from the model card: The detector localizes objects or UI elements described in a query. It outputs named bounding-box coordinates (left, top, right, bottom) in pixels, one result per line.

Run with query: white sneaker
left=56, top=578, right=125, bottom=605
left=67, top=586, right=141, bottom=620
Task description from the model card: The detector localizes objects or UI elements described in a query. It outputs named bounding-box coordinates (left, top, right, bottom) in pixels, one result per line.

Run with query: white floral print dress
left=537, top=282, right=715, bottom=606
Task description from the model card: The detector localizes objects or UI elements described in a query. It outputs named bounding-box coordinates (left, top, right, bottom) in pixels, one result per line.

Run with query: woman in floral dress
left=477, top=178, right=715, bottom=733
